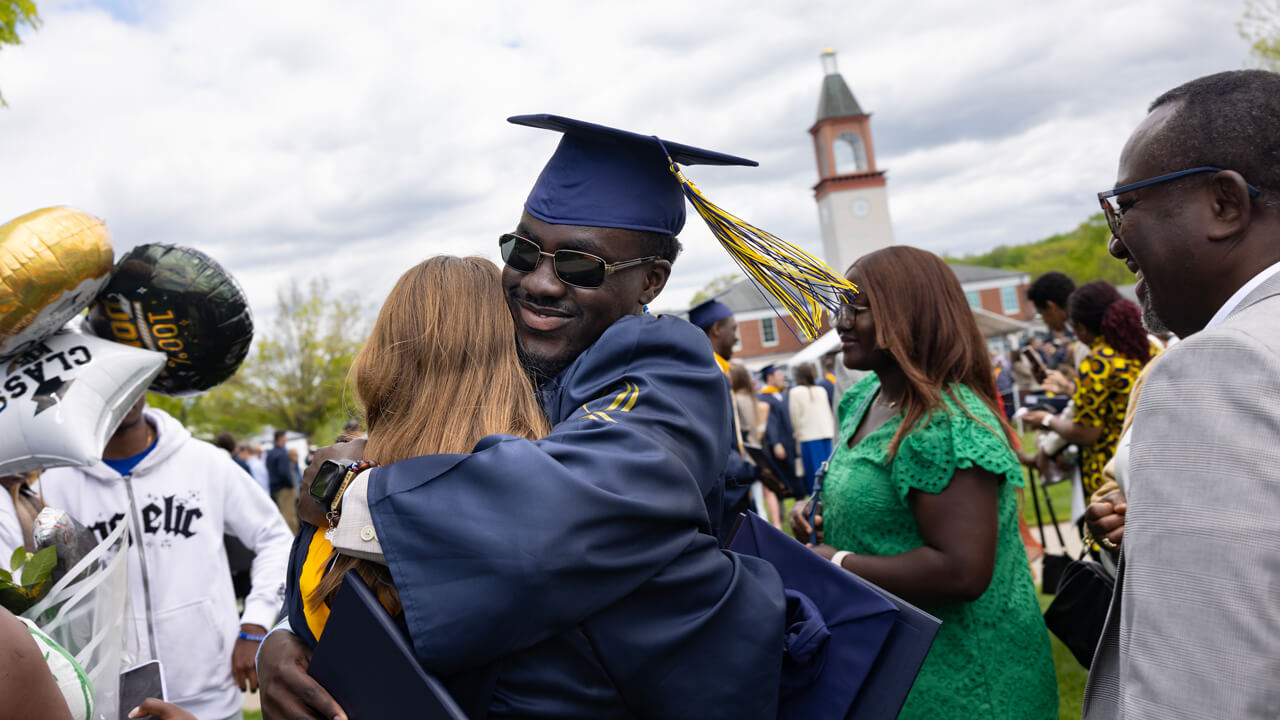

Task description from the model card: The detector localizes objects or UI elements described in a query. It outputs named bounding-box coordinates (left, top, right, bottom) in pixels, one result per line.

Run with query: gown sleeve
left=367, top=315, right=783, bottom=675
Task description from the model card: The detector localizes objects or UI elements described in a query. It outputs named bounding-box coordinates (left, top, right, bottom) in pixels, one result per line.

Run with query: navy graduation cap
left=688, top=298, right=733, bottom=330
left=509, top=114, right=857, bottom=340
left=511, top=114, right=755, bottom=236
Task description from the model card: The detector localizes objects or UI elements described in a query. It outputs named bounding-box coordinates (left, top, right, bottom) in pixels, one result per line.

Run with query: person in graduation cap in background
left=689, top=298, right=790, bottom=535
left=758, top=364, right=802, bottom=497
left=257, top=115, right=838, bottom=720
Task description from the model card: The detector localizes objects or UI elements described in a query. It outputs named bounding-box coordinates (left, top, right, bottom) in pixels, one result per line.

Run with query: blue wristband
left=238, top=631, right=267, bottom=642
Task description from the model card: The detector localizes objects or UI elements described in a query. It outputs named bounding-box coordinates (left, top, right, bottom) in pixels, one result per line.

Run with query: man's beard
left=517, top=344, right=571, bottom=389
left=1138, top=286, right=1170, bottom=335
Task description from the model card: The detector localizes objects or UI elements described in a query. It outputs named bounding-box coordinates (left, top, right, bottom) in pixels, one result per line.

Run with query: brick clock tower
left=809, top=49, right=894, bottom=275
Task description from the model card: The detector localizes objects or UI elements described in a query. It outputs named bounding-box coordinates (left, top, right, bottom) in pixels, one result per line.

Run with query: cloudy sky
left=0, top=0, right=1254, bottom=321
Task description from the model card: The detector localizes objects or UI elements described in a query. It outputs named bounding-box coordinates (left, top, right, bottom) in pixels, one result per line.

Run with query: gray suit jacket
left=1084, top=272, right=1280, bottom=719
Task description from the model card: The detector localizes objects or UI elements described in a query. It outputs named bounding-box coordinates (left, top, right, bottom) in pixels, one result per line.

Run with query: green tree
left=240, top=278, right=368, bottom=441
left=690, top=273, right=740, bottom=305
left=948, top=213, right=1134, bottom=287
left=1240, top=0, right=1280, bottom=70
left=149, top=278, right=368, bottom=442
left=0, top=0, right=39, bottom=107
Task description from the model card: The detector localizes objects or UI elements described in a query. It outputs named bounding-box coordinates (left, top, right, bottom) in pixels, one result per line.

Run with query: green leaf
left=20, top=546, right=55, bottom=587
left=0, top=567, right=12, bottom=585
left=10, top=545, right=25, bottom=571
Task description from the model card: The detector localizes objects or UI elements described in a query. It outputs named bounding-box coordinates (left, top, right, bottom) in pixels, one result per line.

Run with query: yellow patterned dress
left=1071, top=338, right=1149, bottom=497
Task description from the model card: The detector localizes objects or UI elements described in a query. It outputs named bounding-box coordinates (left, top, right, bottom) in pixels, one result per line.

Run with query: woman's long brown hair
left=855, top=246, right=1015, bottom=459
left=312, top=256, right=551, bottom=613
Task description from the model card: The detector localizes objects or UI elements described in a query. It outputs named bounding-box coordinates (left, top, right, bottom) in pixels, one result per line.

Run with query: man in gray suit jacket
left=1084, top=70, right=1280, bottom=719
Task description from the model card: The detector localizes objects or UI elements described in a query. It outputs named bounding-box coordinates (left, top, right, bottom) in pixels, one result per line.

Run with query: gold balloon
left=0, top=207, right=114, bottom=358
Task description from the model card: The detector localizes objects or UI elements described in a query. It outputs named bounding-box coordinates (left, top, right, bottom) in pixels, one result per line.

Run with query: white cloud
left=0, top=0, right=1251, bottom=321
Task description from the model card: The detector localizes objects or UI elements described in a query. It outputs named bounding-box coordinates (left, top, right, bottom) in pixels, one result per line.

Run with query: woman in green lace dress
left=791, top=247, right=1058, bottom=719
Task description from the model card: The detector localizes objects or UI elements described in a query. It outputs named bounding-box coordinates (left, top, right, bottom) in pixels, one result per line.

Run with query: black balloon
left=87, top=244, right=253, bottom=396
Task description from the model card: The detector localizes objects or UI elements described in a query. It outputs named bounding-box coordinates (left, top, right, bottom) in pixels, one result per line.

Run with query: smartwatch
left=309, top=459, right=369, bottom=511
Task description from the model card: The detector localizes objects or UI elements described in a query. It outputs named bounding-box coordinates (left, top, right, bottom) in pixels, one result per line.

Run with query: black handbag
left=1042, top=552, right=1115, bottom=669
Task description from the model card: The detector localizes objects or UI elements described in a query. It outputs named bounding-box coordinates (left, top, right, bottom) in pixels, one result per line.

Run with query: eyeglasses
left=1097, top=166, right=1262, bottom=236
left=836, top=301, right=871, bottom=324
left=498, top=233, right=660, bottom=289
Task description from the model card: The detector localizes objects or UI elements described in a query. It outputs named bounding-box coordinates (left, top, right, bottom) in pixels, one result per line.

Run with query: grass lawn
left=245, top=712, right=262, bottom=720
left=1040, top=591, right=1088, bottom=719
left=1021, top=472, right=1074, bottom=528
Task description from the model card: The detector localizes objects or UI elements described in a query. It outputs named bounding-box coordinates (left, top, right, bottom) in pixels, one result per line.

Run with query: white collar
left=1204, top=258, right=1280, bottom=330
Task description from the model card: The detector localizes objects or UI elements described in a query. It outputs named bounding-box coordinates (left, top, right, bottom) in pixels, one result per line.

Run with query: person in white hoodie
left=37, top=398, right=292, bottom=720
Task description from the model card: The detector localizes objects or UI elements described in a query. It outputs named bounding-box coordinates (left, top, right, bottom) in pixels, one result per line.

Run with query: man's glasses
left=1097, top=166, right=1262, bottom=236
left=499, top=233, right=660, bottom=289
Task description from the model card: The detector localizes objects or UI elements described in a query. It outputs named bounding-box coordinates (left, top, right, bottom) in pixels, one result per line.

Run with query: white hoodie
left=37, top=407, right=292, bottom=720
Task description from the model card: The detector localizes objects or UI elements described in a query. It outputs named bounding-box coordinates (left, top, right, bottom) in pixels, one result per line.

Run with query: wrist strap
left=329, top=459, right=380, bottom=515
left=238, top=631, right=267, bottom=642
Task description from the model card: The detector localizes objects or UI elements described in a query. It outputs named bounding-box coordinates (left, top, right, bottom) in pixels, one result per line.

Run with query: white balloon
left=0, top=328, right=165, bottom=475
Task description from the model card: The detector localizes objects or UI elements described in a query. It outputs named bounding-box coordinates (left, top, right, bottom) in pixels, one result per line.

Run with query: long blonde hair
left=313, top=256, right=551, bottom=611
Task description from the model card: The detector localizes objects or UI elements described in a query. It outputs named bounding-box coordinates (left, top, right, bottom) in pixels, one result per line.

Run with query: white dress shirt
left=1203, top=258, right=1280, bottom=330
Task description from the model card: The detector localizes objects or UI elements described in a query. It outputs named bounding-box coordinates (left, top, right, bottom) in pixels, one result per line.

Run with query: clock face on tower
left=851, top=199, right=870, bottom=217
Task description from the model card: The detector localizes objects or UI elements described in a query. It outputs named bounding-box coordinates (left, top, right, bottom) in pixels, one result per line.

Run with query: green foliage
left=0, top=545, right=55, bottom=614
left=690, top=273, right=741, bottom=305
left=147, top=278, right=367, bottom=442
left=0, top=0, right=39, bottom=106
left=1240, top=0, right=1280, bottom=71
left=948, top=214, right=1134, bottom=288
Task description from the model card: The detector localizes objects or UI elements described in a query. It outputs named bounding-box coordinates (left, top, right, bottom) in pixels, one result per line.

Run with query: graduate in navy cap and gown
left=758, top=364, right=803, bottom=497
left=262, top=115, right=868, bottom=719
left=689, top=298, right=788, bottom=535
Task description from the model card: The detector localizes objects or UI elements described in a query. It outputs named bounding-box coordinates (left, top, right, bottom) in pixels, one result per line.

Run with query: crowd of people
left=1, top=68, right=1279, bottom=720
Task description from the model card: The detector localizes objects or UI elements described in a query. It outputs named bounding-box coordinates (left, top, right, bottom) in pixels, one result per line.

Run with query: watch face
left=851, top=199, right=870, bottom=217
left=309, top=459, right=347, bottom=505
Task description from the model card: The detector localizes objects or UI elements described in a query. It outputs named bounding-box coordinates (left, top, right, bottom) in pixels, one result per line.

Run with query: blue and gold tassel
left=663, top=154, right=858, bottom=342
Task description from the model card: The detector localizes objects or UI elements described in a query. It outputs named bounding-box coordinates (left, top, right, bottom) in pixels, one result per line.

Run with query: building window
left=965, top=290, right=981, bottom=309
left=733, top=334, right=743, bottom=353
left=1001, top=286, right=1019, bottom=314
left=833, top=132, right=868, bottom=174
left=760, top=317, right=778, bottom=346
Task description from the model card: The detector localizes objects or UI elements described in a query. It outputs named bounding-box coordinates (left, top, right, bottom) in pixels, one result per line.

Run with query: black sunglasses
left=499, top=233, right=660, bottom=289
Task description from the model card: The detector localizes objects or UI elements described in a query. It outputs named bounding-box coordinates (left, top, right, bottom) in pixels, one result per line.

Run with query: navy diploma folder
left=307, top=570, right=469, bottom=720
left=727, top=512, right=941, bottom=720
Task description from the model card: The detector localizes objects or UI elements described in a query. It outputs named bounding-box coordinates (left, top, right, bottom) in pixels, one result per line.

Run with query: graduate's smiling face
left=503, top=212, right=671, bottom=383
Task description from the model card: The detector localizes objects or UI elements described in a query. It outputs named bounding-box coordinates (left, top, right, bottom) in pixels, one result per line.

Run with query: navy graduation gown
left=368, top=314, right=785, bottom=718
left=758, top=388, right=801, bottom=496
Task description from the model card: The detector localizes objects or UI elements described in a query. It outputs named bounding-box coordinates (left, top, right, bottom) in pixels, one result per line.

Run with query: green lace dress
left=823, top=376, right=1058, bottom=719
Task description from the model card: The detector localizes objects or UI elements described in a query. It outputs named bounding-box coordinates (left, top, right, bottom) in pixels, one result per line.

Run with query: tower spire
left=808, top=48, right=893, bottom=273
left=815, top=50, right=863, bottom=122
left=821, top=48, right=838, bottom=76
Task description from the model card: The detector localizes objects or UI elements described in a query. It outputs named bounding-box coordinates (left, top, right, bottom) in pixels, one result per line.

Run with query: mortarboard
left=688, top=298, right=734, bottom=330
left=728, top=512, right=941, bottom=720
left=509, top=114, right=856, bottom=340
left=759, top=364, right=778, bottom=380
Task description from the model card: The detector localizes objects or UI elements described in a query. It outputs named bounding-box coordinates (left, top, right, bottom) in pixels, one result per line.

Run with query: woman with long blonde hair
left=290, top=256, right=550, bottom=639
